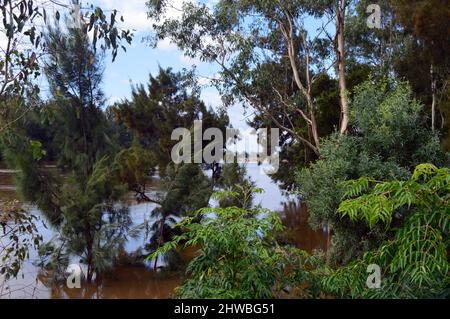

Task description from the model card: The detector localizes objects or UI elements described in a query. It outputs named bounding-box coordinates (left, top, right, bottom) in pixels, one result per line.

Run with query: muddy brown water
left=0, top=165, right=327, bottom=299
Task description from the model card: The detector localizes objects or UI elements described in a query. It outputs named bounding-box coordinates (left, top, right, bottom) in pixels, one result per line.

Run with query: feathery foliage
left=322, top=164, right=450, bottom=298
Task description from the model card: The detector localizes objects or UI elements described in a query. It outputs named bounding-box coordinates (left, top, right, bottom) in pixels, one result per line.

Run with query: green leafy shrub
left=297, top=79, right=448, bottom=264
left=148, top=189, right=290, bottom=299
left=322, top=164, right=450, bottom=298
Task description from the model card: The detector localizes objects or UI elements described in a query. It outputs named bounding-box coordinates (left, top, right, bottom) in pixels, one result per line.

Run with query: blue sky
left=0, top=0, right=338, bottom=133
left=44, top=0, right=334, bottom=133
left=103, top=42, right=251, bottom=130
left=92, top=0, right=258, bottom=132
left=93, top=0, right=245, bottom=126
left=92, top=0, right=333, bottom=132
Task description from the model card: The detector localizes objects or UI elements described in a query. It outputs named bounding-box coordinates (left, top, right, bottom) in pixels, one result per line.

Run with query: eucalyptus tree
left=344, top=0, right=450, bottom=141
left=392, top=0, right=450, bottom=135
left=344, top=0, right=398, bottom=72
left=147, top=0, right=360, bottom=158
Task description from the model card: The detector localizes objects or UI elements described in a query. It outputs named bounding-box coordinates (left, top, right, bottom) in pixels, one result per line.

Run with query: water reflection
left=38, top=267, right=182, bottom=299
left=0, top=171, right=19, bottom=201
left=280, top=201, right=329, bottom=253
left=1, top=165, right=328, bottom=299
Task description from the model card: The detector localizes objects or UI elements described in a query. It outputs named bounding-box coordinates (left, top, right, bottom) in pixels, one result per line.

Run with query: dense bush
left=149, top=189, right=291, bottom=299
left=322, top=164, right=450, bottom=298
left=297, top=79, right=448, bottom=264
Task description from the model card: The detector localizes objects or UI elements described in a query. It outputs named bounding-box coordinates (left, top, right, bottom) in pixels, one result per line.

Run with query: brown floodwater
left=38, top=267, right=183, bottom=299
left=280, top=201, right=330, bottom=252
left=0, top=165, right=328, bottom=299
left=0, top=171, right=18, bottom=202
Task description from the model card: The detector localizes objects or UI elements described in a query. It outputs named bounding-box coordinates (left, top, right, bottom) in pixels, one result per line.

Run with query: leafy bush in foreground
left=297, top=79, right=448, bottom=264
left=322, top=164, right=450, bottom=298
left=149, top=188, right=291, bottom=299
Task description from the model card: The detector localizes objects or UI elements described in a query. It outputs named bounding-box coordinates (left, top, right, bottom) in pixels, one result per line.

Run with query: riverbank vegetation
left=0, top=0, right=449, bottom=299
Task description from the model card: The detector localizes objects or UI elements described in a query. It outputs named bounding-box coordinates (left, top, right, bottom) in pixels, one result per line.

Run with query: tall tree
left=2, top=24, right=131, bottom=283
left=335, top=0, right=350, bottom=134
left=344, top=0, right=450, bottom=140
left=147, top=0, right=340, bottom=156
left=392, top=0, right=450, bottom=132
left=0, top=0, right=133, bottom=130
left=112, top=69, right=227, bottom=270
left=44, top=24, right=112, bottom=177
left=113, top=67, right=229, bottom=174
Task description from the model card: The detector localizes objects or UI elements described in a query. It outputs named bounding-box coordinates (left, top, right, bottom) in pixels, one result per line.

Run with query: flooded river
left=0, top=165, right=328, bottom=299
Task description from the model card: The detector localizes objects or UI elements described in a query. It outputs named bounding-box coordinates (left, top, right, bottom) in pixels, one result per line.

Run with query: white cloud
left=96, top=0, right=152, bottom=33
left=156, top=37, right=178, bottom=51
left=180, top=54, right=203, bottom=66
left=201, top=89, right=223, bottom=109
left=96, top=0, right=197, bottom=33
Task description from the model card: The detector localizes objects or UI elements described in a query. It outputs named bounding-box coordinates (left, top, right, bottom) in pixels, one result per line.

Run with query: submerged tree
left=0, top=200, right=42, bottom=285
left=111, top=68, right=230, bottom=270
left=2, top=23, right=132, bottom=282
left=113, top=144, right=156, bottom=202
left=37, top=158, right=132, bottom=282
left=145, top=163, right=213, bottom=270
